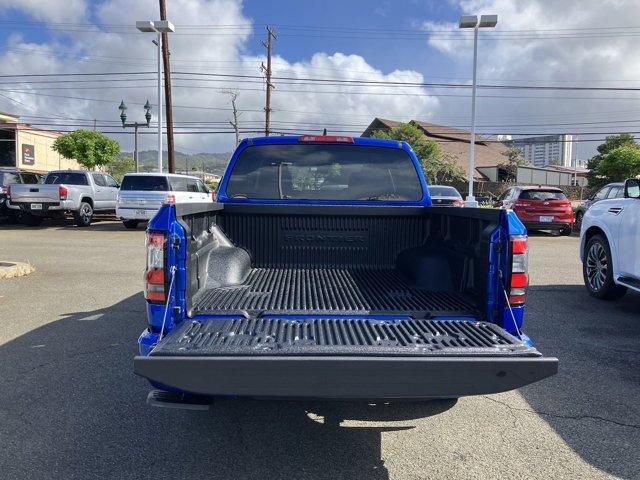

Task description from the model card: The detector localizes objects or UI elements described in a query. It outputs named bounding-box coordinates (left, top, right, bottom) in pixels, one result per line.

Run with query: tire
left=575, top=210, right=583, bottom=226
left=123, top=220, right=138, bottom=229
left=583, top=234, right=627, bottom=300
left=560, top=225, right=572, bottom=236
left=21, top=213, right=42, bottom=226
left=74, top=202, right=93, bottom=227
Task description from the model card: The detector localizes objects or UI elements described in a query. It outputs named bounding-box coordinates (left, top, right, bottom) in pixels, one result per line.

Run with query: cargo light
left=509, top=235, right=528, bottom=305
left=298, top=135, right=354, bottom=143
left=59, top=185, right=68, bottom=201
left=144, top=232, right=166, bottom=303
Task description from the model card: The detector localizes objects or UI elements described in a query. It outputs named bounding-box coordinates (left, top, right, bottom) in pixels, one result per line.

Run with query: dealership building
left=0, top=112, right=79, bottom=173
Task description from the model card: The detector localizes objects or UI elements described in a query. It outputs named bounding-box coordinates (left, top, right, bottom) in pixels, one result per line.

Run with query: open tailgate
left=134, top=318, right=558, bottom=399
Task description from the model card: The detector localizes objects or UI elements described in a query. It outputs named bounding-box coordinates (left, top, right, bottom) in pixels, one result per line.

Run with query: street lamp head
left=154, top=20, right=175, bottom=33
left=144, top=100, right=152, bottom=126
left=136, top=21, right=157, bottom=32
left=459, top=15, right=478, bottom=28
left=478, top=14, right=498, bottom=28
left=119, top=100, right=127, bottom=127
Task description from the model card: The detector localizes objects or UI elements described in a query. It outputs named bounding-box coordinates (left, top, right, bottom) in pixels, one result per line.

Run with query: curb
left=0, top=261, right=35, bottom=279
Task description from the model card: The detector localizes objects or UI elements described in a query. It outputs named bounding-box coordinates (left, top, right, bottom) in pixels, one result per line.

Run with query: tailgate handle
left=30, top=188, right=39, bottom=192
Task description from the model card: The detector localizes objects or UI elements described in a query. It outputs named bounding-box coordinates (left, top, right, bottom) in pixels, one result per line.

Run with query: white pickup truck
left=580, top=178, right=640, bottom=299
left=7, top=170, right=120, bottom=227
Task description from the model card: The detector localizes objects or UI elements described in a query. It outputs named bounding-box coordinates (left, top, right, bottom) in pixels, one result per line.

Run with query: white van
left=116, top=173, right=213, bottom=229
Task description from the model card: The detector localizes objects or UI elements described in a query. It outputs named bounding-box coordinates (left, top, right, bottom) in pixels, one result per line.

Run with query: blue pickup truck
left=134, top=135, right=557, bottom=408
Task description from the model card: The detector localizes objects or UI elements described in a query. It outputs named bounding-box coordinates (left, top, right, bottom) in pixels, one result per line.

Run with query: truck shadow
left=0, top=293, right=455, bottom=480
left=521, top=284, right=640, bottom=478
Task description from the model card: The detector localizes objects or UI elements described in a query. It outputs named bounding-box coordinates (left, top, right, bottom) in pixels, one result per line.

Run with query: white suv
left=116, top=173, right=213, bottom=229
left=580, top=178, right=640, bottom=299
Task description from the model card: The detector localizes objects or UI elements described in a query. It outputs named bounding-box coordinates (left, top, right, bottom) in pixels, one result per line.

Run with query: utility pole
left=159, top=0, right=176, bottom=173
left=225, top=90, right=241, bottom=146
left=261, top=26, right=276, bottom=137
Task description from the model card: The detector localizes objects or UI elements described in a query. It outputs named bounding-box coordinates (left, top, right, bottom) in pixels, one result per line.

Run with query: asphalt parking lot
left=0, top=220, right=639, bottom=480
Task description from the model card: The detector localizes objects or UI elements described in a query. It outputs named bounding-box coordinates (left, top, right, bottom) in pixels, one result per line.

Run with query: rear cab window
left=45, top=172, right=88, bottom=185
left=0, top=172, right=20, bottom=186
left=224, top=144, right=423, bottom=201
left=519, top=189, right=567, bottom=201
left=120, top=175, right=169, bottom=191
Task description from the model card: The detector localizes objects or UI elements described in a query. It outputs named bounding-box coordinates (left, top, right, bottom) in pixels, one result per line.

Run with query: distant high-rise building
left=504, top=134, right=574, bottom=168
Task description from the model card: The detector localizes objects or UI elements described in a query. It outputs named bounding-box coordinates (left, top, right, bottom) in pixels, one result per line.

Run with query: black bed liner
left=151, top=318, right=538, bottom=357
left=192, top=267, right=477, bottom=316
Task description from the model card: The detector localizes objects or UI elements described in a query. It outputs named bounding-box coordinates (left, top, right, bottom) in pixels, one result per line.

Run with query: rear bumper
left=116, top=205, right=160, bottom=220
left=523, top=221, right=572, bottom=230
left=134, top=355, right=558, bottom=399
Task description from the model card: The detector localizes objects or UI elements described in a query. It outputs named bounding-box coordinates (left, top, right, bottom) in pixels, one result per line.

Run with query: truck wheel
left=21, top=213, right=42, bottom=226
left=583, top=235, right=627, bottom=300
left=560, top=225, right=572, bottom=236
left=123, top=220, right=139, bottom=229
left=74, top=202, right=93, bottom=227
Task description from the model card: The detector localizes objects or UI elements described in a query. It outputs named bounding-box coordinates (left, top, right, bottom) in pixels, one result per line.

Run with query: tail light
left=3, top=185, right=9, bottom=197
left=59, top=185, right=68, bottom=201
left=509, top=235, right=528, bottom=305
left=144, top=232, right=166, bottom=303
left=165, top=193, right=176, bottom=204
left=452, top=199, right=465, bottom=207
left=211, top=191, right=217, bottom=202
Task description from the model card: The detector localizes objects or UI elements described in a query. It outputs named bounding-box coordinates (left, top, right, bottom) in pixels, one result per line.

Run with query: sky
left=0, top=0, right=640, bottom=159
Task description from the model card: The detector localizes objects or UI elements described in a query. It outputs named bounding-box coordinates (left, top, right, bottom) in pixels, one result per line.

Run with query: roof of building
left=362, top=118, right=511, bottom=179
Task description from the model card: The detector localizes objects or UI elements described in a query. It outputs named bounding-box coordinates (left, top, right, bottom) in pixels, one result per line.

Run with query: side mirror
left=624, top=178, right=640, bottom=199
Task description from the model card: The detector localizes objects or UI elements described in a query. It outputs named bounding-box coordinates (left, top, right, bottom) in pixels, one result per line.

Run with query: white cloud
left=0, top=0, right=439, bottom=154
left=0, top=0, right=88, bottom=23
left=420, top=0, right=640, bottom=157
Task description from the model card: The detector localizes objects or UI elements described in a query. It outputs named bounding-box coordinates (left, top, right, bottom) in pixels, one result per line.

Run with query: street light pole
left=119, top=100, right=152, bottom=173
left=156, top=33, right=162, bottom=173
left=459, top=14, right=497, bottom=208
left=136, top=20, right=174, bottom=173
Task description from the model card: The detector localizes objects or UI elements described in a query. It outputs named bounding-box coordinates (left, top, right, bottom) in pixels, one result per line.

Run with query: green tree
left=587, top=133, right=637, bottom=188
left=370, top=121, right=465, bottom=184
left=52, top=129, right=120, bottom=170
left=498, top=147, right=529, bottom=182
left=595, top=145, right=640, bottom=182
left=105, top=156, right=134, bottom=182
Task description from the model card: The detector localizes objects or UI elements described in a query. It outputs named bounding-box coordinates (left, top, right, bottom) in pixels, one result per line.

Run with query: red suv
left=495, top=186, right=573, bottom=235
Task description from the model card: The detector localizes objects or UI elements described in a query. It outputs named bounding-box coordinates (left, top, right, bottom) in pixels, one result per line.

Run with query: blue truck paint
left=136, top=136, right=548, bottom=401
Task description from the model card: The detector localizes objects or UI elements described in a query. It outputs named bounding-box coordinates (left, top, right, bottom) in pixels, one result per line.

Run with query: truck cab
left=134, top=136, right=558, bottom=407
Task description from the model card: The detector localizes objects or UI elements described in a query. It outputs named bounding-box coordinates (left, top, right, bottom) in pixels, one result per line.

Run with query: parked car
left=116, top=173, right=214, bottom=229
left=428, top=185, right=464, bottom=206
left=133, top=135, right=557, bottom=409
left=0, top=168, right=42, bottom=222
left=580, top=178, right=640, bottom=299
left=7, top=170, right=119, bottom=226
left=495, top=186, right=573, bottom=235
left=574, top=182, right=624, bottom=226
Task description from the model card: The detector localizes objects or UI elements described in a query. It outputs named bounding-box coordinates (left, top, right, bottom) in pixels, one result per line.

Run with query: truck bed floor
left=192, top=267, right=477, bottom=316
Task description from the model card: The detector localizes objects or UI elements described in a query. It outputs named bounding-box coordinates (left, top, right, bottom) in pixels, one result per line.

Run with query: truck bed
left=192, top=267, right=476, bottom=316
left=181, top=204, right=500, bottom=319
